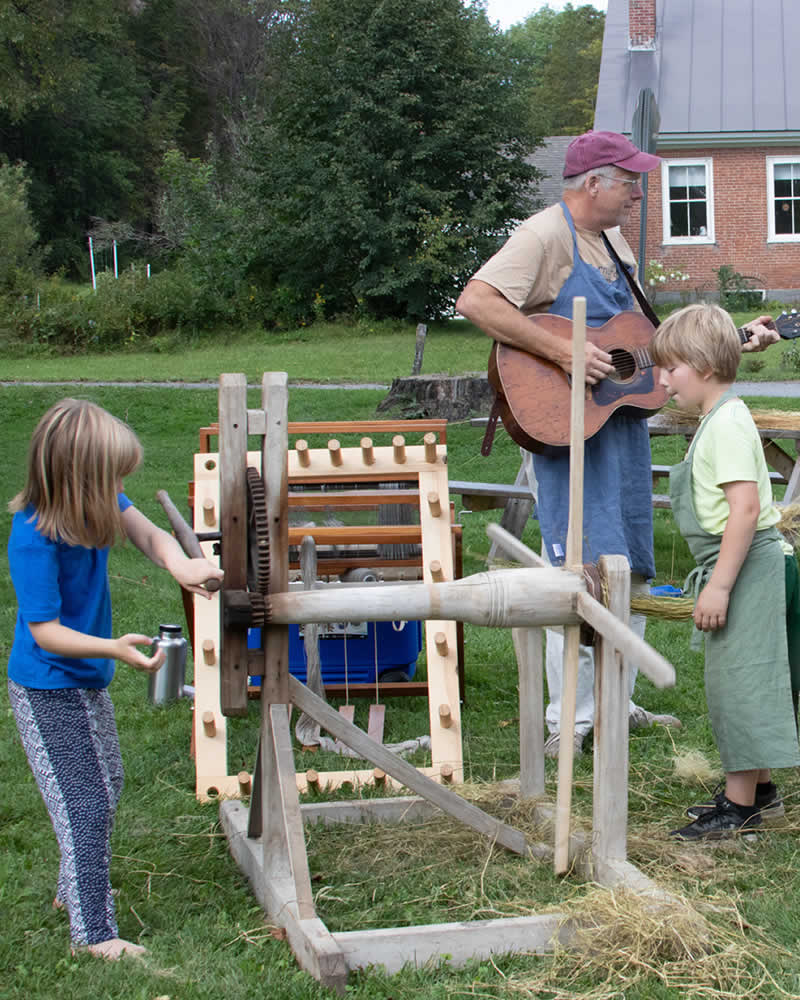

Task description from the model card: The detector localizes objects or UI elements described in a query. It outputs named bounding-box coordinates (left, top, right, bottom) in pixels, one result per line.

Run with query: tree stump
left=377, top=374, right=493, bottom=421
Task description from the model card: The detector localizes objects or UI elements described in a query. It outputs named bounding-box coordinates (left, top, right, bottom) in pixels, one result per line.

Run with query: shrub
left=716, top=265, right=765, bottom=312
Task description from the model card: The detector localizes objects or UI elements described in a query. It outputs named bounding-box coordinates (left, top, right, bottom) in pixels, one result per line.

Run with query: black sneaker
left=686, top=783, right=784, bottom=821
left=671, top=796, right=762, bottom=841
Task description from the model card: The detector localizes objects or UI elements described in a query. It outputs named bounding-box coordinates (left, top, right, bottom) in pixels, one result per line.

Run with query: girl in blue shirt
left=7, top=398, right=223, bottom=959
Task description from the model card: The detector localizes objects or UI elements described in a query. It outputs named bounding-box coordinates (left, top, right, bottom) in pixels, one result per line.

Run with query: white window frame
left=660, top=157, right=715, bottom=245
left=767, top=156, right=800, bottom=243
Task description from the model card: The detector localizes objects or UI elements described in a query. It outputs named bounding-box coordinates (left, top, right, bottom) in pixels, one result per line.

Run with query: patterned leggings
left=8, top=679, right=124, bottom=946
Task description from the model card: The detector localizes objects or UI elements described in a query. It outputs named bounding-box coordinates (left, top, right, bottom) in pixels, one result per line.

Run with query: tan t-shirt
left=472, top=202, right=639, bottom=315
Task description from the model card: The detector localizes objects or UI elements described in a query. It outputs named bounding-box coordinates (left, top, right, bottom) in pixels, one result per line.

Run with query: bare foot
left=53, top=897, right=65, bottom=911
left=72, top=937, right=147, bottom=960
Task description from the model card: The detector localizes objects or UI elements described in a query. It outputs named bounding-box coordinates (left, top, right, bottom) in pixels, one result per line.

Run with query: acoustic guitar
left=488, top=309, right=800, bottom=454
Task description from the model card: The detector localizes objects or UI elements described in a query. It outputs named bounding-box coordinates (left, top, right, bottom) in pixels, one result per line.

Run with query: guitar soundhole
left=609, top=349, right=636, bottom=382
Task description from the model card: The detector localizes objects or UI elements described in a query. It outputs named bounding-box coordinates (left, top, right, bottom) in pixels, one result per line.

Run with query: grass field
left=3, top=343, right=800, bottom=998
left=2, top=308, right=800, bottom=385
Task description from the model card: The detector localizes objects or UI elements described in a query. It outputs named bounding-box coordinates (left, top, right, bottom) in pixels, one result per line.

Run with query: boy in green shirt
left=651, top=304, right=800, bottom=840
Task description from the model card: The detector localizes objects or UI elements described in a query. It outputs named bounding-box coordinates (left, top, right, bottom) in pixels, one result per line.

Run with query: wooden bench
left=449, top=479, right=533, bottom=511
left=650, top=463, right=787, bottom=486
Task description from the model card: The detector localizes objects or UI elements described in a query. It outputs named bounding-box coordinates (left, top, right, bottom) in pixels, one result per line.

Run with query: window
left=661, top=158, right=714, bottom=244
left=767, top=157, right=800, bottom=243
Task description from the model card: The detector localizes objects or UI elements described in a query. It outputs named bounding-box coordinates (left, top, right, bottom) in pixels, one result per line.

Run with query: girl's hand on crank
left=694, top=583, right=730, bottom=631
left=173, top=558, right=224, bottom=598
left=115, top=634, right=166, bottom=672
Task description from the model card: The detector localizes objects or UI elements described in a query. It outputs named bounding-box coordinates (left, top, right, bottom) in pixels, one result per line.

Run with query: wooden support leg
left=592, top=554, right=631, bottom=864
left=262, top=703, right=316, bottom=918
left=512, top=626, right=545, bottom=799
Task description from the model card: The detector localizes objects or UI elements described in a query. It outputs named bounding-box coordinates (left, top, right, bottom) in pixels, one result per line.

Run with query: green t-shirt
left=691, top=395, right=781, bottom=538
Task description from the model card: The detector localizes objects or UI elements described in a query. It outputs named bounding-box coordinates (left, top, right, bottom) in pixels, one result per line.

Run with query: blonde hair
left=650, top=303, right=741, bottom=382
left=9, top=398, right=143, bottom=548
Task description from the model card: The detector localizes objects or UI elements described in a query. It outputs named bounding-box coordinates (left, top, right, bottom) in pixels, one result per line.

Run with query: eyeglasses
left=595, top=171, right=642, bottom=189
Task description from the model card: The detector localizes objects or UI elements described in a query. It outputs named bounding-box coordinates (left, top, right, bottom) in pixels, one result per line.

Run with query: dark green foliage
left=0, top=162, right=40, bottom=292
left=232, top=0, right=542, bottom=322
left=506, top=3, right=605, bottom=136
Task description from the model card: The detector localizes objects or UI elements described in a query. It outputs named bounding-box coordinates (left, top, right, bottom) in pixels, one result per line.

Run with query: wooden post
left=592, top=554, right=631, bottom=862
left=513, top=626, right=545, bottom=799
left=218, top=374, right=249, bottom=716
left=555, top=296, right=586, bottom=875
left=411, top=322, right=428, bottom=375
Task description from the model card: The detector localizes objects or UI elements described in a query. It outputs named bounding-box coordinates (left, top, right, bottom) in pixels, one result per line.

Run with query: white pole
left=88, top=236, right=96, bottom=291
left=113, top=240, right=118, bottom=278
left=147, top=263, right=151, bottom=279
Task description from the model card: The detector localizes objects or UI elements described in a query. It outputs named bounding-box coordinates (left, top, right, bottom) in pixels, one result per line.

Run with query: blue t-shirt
left=7, top=494, right=133, bottom=690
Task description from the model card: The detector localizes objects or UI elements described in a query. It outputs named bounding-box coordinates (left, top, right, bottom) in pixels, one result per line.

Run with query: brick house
left=594, top=0, right=800, bottom=302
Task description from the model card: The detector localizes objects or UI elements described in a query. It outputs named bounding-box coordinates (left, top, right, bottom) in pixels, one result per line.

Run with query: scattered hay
left=749, top=408, right=800, bottom=432
left=672, top=749, right=720, bottom=785
left=778, top=502, right=800, bottom=547
left=455, top=884, right=800, bottom=1000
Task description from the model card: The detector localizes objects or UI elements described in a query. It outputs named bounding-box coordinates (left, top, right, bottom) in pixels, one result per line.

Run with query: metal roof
left=594, top=0, right=800, bottom=141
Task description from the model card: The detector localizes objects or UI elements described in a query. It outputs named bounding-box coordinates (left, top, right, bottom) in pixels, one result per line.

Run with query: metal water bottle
left=147, top=623, right=188, bottom=704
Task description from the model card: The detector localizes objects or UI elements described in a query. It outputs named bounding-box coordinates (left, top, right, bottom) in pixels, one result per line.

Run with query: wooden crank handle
left=155, top=489, right=221, bottom=593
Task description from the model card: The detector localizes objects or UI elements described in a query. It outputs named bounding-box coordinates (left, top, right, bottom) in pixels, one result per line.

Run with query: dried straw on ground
left=453, top=881, right=800, bottom=1000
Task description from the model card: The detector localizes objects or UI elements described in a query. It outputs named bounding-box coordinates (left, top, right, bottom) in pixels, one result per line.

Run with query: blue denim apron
left=533, top=202, right=656, bottom=578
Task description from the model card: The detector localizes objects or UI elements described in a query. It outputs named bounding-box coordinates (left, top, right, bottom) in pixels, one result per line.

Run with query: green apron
left=669, top=389, right=800, bottom=772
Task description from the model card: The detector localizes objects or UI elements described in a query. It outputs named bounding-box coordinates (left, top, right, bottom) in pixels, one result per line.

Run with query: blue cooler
left=248, top=619, right=422, bottom=685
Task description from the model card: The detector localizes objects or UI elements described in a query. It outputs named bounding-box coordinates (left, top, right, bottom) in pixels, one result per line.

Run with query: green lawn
left=2, top=355, right=800, bottom=997
left=2, top=308, right=799, bottom=385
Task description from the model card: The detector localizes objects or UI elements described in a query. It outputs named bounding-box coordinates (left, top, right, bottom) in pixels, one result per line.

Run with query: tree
left=0, top=162, right=39, bottom=291
left=235, top=0, right=541, bottom=321
left=506, top=3, right=605, bottom=137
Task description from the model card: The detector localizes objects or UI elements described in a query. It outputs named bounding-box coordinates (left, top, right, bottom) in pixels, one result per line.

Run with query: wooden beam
left=218, top=374, right=249, bottom=716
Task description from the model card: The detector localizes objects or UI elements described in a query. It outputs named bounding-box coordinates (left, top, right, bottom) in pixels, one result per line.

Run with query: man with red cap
left=456, top=130, right=776, bottom=757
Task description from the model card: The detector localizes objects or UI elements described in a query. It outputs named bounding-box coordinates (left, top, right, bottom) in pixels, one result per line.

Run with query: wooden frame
left=191, top=389, right=463, bottom=801
left=188, top=370, right=684, bottom=993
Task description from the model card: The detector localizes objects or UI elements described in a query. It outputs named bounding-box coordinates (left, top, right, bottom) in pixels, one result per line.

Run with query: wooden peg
left=360, top=437, right=375, bottom=465
left=427, top=491, right=442, bottom=517
left=373, top=768, right=386, bottom=785
left=392, top=435, right=406, bottom=464
left=430, top=559, right=445, bottom=582
left=296, top=439, right=311, bottom=468
left=306, top=768, right=320, bottom=791
left=202, top=497, right=216, bottom=526
left=237, top=770, right=252, bottom=796
left=328, top=439, right=343, bottom=467
left=434, top=631, right=448, bottom=656
left=201, top=710, right=216, bottom=738
left=424, top=432, right=437, bottom=463
left=440, top=763, right=454, bottom=784
left=438, top=703, right=453, bottom=729
left=202, top=638, right=216, bottom=665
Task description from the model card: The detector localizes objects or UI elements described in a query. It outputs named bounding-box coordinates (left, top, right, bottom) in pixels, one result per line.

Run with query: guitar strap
left=481, top=236, right=660, bottom=458
left=600, top=232, right=661, bottom=329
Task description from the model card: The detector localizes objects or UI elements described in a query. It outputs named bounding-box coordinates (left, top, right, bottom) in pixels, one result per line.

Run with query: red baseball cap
left=563, top=130, right=660, bottom=178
